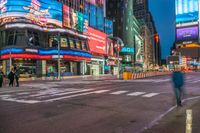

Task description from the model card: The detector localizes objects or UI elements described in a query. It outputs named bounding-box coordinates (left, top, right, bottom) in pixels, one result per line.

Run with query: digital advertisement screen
left=176, top=26, right=199, bottom=40
left=63, top=4, right=71, bottom=28
left=0, top=0, right=62, bottom=27
left=63, top=5, right=83, bottom=32
left=175, top=0, right=199, bottom=22
left=96, top=7, right=104, bottom=31
left=105, top=19, right=113, bottom=35
left=87, top=27, right=107, bottom=55
left=89, top=4, right=97, bottom=28
left=83, top=14, right=89, bottom=33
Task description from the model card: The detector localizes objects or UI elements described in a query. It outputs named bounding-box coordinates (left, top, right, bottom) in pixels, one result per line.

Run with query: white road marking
left=52, top=89, right=94, bottom=96
left=17, top=92, right=30, bottom=95
left=110, top=91, right=128, bottom=95
left=142, top=93, right=159, bottom=98
left=1, top=97, right=40, bottom=104
left=191, top=79, right=200, bottom=83
left=93, top=90, right=110, bottom=94
left=127, top=92, right=146, bottom=96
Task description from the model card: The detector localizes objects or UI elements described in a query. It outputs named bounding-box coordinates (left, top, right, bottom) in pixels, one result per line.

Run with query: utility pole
left=57, top=33, right=61, bottom=80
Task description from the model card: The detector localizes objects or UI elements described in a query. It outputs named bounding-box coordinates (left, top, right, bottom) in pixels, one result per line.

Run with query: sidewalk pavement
left=143, top=99, right=200, bottom=133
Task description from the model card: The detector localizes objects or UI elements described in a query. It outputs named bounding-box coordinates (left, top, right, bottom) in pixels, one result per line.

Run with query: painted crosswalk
left=0, top=88, right=161, bottom=104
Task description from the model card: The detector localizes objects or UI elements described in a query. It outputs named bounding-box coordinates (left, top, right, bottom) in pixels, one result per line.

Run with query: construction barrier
left=131, top=71, right=171, bottom=80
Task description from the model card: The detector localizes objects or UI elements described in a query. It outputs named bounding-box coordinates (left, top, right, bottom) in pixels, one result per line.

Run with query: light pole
left=57, top=33, right=61, bottom=80
left=108, top=36, right=124, bottom=79
left=9, top=49, right=12, bottom=71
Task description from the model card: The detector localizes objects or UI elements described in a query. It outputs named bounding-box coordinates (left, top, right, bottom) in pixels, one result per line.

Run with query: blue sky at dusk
left=149, top=0, right=175, bottom=59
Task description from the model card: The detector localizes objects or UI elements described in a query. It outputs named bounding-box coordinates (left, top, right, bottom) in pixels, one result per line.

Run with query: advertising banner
left=175, top=0, right=199, bottom=23
left=96, top=7, right=104, bottom=31
left=86, top=0, right=103, bottom=7
left=105, top=19, right=113, bottom=35
left=176, top=26, right=199, bottom=40
left=63, top=5, right=83, bottom=32
left=0, top=0, right=62, bottom=27
left=89, top=4, right=97, bottom=28
left=87, top=27, right=107, bottom=55
left=63, top=4, right=71, bottom=28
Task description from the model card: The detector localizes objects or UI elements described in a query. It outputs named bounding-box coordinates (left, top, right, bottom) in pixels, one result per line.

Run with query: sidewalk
left=143, top=98, right=200, bottom=133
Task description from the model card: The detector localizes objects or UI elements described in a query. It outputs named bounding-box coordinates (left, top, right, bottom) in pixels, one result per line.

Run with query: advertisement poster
left=176, top=26, right=199, bottom=40
left=61, top=37, right=68, bottom=48
left=0, top=0, right=62, bottom=27
left=77, top=12, right=83, bottom=32
left=96, top=7, right=104, bottom=31
left=63, top=4, right=71, bottom=28
left=89, top=4, right=97, bottom=28
left=87, top=27, right=107, bottom=55
left=105, top=19, right=113, bottom=35
left=107, top=38, right=115, bottom=57
left=83, top=14, right=89, bottom=33
left=176, top=0, right=199, bottom=22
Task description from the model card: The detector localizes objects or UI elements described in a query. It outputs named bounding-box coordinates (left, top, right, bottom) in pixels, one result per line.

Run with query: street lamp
left=57, top=33, right=61, bottom=81
left=108, top=36, right=124, bottom=79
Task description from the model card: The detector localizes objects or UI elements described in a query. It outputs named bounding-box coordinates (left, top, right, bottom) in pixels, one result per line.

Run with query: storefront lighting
left=1, top=48, right=24, bottom=54
left=1, top=54, right=52, bottom=59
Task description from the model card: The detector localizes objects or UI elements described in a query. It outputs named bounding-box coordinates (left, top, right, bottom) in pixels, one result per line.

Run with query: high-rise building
left=133, top=0, right=161, bottom=66
left=106, top=0, right=144, bottom=71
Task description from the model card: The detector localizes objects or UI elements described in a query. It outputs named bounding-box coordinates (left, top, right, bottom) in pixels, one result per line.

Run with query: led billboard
left=96, top=7, right=104, bottom=31
left=176, top=26, right=199, bottom=40
left=87, top=27, right=107, bottom=55
left=89, top=4, right=97, bottom=28
left=0, top=0, right=62, bottom=27
left=63, top=4, right=83, bottom=32
left=105, top=19, right=113, bottom=35
left=175, top=0, right=199, bottom=23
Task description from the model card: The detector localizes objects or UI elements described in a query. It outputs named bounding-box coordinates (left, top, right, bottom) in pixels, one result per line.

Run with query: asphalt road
left=0, top=72, right=200, bottom=133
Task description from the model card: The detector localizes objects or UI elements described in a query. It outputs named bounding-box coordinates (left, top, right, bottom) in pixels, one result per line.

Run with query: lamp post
left=57, top=33, right=61, bottom=81
left=9, top=49, right=12, bottom=71
left=108, top=36, right=124, bottom=79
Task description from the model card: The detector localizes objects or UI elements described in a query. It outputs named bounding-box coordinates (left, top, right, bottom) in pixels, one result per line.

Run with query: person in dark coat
left=172, top=68, right=185, bottom=106
left=8, top=69, right=15, bottom=87
left=0, top=70, right=4, bottom=88
left=14, top=67, right=20, bottom=87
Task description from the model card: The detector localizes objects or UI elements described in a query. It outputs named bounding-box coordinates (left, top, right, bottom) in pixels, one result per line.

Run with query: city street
left=0, top=73, right=200, bottom=133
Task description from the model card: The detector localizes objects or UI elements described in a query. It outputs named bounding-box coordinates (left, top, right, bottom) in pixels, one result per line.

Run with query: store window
left=60, top=36, right=68, bottom=48
left=13, top=59, right=36, bottom=77
left=68, top=37, right=75, bottom=48
left=27, top=31, right=39, bottom=47
left=75, top=39, right=81, bottom=49
left=49, top=36, right=58, bottom=48
left=81, top=40, right=87, bottom=51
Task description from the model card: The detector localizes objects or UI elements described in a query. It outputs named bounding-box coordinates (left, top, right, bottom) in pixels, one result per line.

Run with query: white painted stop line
left=142, top=93, right=159, bottom=98
left=110, top=91, right=128, bottom=95
left=127, top=92, right=146, bottom=96
left=93, top=90, right=110, bottom=93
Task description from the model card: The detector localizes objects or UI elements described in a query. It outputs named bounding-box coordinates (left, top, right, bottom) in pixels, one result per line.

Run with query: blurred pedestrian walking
left=172, top=68, right=185, bottom=106
left=8, top=68, right=15, bottom=87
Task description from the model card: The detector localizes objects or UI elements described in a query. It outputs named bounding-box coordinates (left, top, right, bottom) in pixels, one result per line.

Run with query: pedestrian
left=14, top=67, right=20, bottom=87
left=8, top=69, right=15, bottom=87
left=0, top=70, right=4, bottom=88
left=172, top=68, right=185, bottom=107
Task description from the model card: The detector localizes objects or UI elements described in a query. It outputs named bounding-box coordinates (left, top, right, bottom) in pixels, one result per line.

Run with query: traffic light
left=154, top=34, right=159, bottom=43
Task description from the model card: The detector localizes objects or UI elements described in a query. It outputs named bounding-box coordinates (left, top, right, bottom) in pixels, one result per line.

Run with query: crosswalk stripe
left=142, top=93, right=159, bottom=98
left=93, top=90, right=110, bottom=93
left=127, top=92, right=146, bottom=96
left=110, top=91, right=128, bottom=95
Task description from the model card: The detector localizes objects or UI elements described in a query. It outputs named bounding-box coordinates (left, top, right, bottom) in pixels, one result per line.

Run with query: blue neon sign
left=1, top=48, right=24, bottom=54
left=120, top=47, right=134, bottom=54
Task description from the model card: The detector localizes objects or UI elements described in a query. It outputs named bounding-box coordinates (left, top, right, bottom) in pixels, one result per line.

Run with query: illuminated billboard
left=105, top=19, right=113, bottom=35
left=89, top=4, right=97, bottom=28
left=96, top=7, right=104, bottom=31
left=86, top=0, right=103, bottom=7
left=87, top=27, right=107, bottom=55
left=63, top=4, right=83, bottom=32
left=0, top=0, right=62, bottom=27
left=175, top=0, right=199, bottom=22
left=176, top=26, right=199, bottom=40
